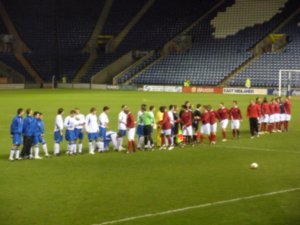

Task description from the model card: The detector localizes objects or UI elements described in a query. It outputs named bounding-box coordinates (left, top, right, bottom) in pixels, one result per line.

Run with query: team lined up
left=8, top=96, right=291, bottom=160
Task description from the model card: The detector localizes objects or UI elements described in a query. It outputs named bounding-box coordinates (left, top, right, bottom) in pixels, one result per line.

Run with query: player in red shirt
left=159, top=106, right=173, bottom=150
left=180, top=105, right=193, bottom=145
left=274, top=98, right=281, bottom=132
left=256, top=97, right=262, bottom=130
left=126, top=108, right=136, bottom=153
left=208, top=105, right=219, bottom=144
left=284, top=96, right=292, bottom=131
left=268, top=98, right=276, bottom=133
left=199, top=105, right=210, bottom=144
left=247, top=100, right=260, bottom=138
left=217, top=102, right=229, bottom=142
left=260, top=97, right=270, bottom=133
left=229, top=101, right=242, bottom=139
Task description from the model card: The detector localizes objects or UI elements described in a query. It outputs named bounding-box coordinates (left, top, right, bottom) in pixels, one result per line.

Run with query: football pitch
left=0, top=89, right=299, bottom=225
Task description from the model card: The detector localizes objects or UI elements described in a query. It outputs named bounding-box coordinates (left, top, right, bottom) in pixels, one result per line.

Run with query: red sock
left=268, top=123, right=273, bottom=132
left=213, top=134, right=217, bottom=142
left=200, top=135, right=205, bottom=144
left=284, top=121, right=289, bottom=131
left=161, top=135, right=165, bottom=145
left=128, top=141, right=132, bottom=152
left=232, top=129, right=236, bottom=138
left=261, top=123, right=265, bottom=132
left=132, top=141, right=136, bottom=152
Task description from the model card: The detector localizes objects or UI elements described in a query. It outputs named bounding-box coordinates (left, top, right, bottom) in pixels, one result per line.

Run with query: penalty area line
left=214, top=145, right=300, bottom=155
left=92, top=187, right=300, bottom=225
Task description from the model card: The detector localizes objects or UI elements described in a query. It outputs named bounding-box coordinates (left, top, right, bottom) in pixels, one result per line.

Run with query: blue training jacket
left=10, top=115, right=23, bottom=135
left=34, top=119, right=45, bottom=136
left=23, top=116, right=36, bottom=136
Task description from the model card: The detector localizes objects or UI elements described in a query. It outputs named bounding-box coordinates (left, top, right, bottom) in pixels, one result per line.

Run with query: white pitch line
left=92, top=187, right=300, bottom=225
left=214, top=145, right=300, bottom=154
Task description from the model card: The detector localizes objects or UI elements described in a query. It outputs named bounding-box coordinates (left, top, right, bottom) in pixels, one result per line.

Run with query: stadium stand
left=131, top=0, right=300, bottom=86
left=82, top=0, right=219, bottom=82
left=230, top=13, right=300, bottom=87
left=1, top=0, right=104, bottom=81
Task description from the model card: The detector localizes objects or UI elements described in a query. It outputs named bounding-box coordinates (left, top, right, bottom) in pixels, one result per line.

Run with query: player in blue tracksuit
left=9, top=108, right=24, bottom=161
left=21, top=108, right=36, bottom=159
left=33, top=112, right=49, bottom=159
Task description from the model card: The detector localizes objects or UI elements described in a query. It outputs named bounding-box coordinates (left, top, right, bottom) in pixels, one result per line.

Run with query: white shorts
left=127, top=128, right=136, bottom=140
left=210, top=123, right=217, bottom=133
left=274, top=114, right=280, bottom=123
left=285, top=114, right=291, bottom=121
left=269, top=114, right=275, bottom=123
left=280, top=114, right=285, bottom=122
left=261, top=115, right=269, bottom=123
left=220, top=119, right=229, bottom=129
left=231, top=120, right=240, bottom=130
left=163, top=129, right=172, bottom=135
left=201, top=124, right=210, bottom=135
left=183, top=125, right=193, bottom=136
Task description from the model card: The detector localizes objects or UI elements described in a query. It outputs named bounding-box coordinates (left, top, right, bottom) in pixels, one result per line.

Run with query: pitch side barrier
left=223, top=87, right=267, bottom=95
left=267, top=89, right=300, bottom=96
left=182, top=86, right=223, bottom=94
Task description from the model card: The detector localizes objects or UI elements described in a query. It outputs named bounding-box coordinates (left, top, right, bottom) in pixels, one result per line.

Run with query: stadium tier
left=230, top=13, right=300, bottom=87
left=81, top=0, right=219, bottom=82
left=131, top=0, right=300, bottom=86
left=0, top=0, right=299, bottom=85
left=0, top=53, right=33, bottom=81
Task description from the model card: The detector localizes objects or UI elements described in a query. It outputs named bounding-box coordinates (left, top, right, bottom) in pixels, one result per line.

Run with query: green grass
left=0, top=89, right=299, bottom=225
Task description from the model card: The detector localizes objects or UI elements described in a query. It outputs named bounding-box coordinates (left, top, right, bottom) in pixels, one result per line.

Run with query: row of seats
left=131, top=0, right=300, bottom=86
left=81, top=0, right=219, bottom=82
left=230, top=13, right=300, bottom=87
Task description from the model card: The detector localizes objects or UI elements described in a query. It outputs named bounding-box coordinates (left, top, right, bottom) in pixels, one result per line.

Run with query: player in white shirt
left=53, top=108, right=64, bottom=156
left=64, top=110, right=80, bottom=155
left=85, top=107, right=101, bottom=155
left=99, top=106, right=110, bottom=152
left=117, top=105, right=127, bottom=151
left=168, top=105, right=175, bottom=146
left=74, top=108, right=85, bottom=154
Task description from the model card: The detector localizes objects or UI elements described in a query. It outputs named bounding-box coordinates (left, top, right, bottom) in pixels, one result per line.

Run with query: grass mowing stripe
left=214, top=145, right=300, bottom=154
left=93, top=187, right=300, bottom=225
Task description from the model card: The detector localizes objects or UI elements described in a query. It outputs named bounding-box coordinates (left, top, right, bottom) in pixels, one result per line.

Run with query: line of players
left=247, top=96, right=292, bottom=139
left=8, top=96, right=292, bottom=160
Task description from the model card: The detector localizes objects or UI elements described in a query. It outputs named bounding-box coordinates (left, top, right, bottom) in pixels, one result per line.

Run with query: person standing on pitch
left=217, top=102, right=229, bottom=142
left=54, top=108, right=64, bottom=156
left=32, top=111, right=43, bottom=159
left=85, top=107, right=100, bottom=155
left=74, top=108, right=85, bottom=154
left=21, top=108, right=35, bottom=159
left=64, top=110, right=80, bottom=155
left=247, top=100, right=260, bottom=139
left=137, top=104, right=146, bottom=150
left=126, top=108, right=136, bottom=153
left=283, top=96, right=291, bottom=131
left=117, top=105, right=127, bottom=151
left=142, top=106, right=155, bottom=149
left=229, top=101, right=242, bottom=139
left=99, top=106, right=110, bottom=152
left=9, top=108, right=24, bottom=161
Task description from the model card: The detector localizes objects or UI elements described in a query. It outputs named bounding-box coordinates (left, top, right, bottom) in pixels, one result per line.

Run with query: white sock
left=42, top=144, right=48, bottom=155
left=67, top=144, right=72, bottom=153
left=15, top=149, right=20, bottom=159
left=171, top=136, right=174, bottom=146
left=138, top=137, right=144, bottom=148
left=96, top=141, right=104, bottom=152
left=88, top=142, right=94, bottom=153
left=78, top=143, right=83, bottom=153
left=118, top=138, right=123, bottom=148
left=165, top=137, right=169, bottom=146
left=72, top=144, right=76, bottom=153
left=30, top=147, right=33, bottom=157
left=54, top=143, right=60, bottom=154
left=34, top=147, right=39, bottom=158
left=9, top=149, right=15, bottom=159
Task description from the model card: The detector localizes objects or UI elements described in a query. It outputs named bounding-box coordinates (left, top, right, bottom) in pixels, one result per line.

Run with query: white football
left=250, top=162, right=259, bottom=169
